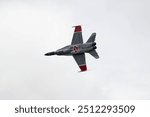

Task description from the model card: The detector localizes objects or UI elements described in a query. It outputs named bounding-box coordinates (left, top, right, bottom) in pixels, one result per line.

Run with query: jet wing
left=71, top=25, right=83, bottom=45
left=73, top=53, right=87, bottom=71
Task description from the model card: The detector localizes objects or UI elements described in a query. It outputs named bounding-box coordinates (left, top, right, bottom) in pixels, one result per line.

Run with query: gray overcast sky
left=0, top=0, right=150, bottom=99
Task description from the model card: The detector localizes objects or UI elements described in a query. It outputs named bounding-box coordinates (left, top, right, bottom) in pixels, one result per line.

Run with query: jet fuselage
left=45, top=42, right=96, bottom=56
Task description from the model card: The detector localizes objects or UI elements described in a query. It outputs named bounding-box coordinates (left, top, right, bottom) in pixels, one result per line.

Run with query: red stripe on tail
left=74, top=25, right=82, bottom=32
left=79, top=65, right=87, bottom=71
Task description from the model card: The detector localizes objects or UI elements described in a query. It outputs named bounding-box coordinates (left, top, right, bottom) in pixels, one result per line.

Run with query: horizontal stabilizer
left=89, top=50, right=99, bottom=59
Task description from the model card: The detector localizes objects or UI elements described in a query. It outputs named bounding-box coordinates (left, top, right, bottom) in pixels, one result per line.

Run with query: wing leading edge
left=73, top=53, right=87, bottom=71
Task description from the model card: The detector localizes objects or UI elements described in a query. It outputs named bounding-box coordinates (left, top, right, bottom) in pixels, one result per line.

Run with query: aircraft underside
left=45, top=25, right=99, bottom=71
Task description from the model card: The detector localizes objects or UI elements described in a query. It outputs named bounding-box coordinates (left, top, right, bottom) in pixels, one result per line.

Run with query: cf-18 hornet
left=45, top=25, right=99, bottom=71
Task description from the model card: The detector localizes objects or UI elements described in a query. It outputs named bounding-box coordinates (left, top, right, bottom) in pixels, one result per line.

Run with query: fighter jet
left=45, top=25, right=99, bottom=71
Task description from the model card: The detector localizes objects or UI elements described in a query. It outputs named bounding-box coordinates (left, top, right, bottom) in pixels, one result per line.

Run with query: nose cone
left=45, top=52, right=55, bottom=56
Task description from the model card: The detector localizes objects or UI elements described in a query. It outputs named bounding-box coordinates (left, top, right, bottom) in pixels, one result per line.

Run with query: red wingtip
left=73, top=25, right=82, bottom=32
left=79, top=65, right=87, bottom=71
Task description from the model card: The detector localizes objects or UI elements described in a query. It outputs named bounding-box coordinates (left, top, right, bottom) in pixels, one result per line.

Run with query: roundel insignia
left=73, top=46, right=79, bottom=53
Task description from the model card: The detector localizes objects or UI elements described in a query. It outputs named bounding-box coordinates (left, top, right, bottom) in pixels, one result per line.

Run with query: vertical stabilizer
left=86, top=33, right=96, bottom=43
